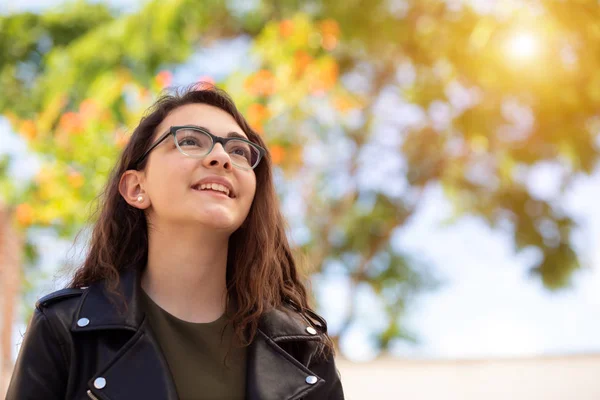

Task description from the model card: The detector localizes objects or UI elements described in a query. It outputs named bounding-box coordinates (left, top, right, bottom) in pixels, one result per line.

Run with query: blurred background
left=1, top=0, right=600, bottom=398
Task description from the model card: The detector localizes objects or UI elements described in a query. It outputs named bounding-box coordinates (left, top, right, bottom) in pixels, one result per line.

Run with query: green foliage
left=1, top=0, right=598, bottom=354
left=0, top=2, right=114, bottom=116
left=0, top=155, right=15, bottom=203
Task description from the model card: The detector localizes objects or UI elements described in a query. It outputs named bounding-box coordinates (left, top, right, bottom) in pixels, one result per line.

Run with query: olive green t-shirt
left=140, top=290, right=247, bottom=400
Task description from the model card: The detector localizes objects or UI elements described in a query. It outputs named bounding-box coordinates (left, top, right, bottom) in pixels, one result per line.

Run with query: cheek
left=147, top=158, right=190, bottom=197
left=244, top=174, right=257, bottom=202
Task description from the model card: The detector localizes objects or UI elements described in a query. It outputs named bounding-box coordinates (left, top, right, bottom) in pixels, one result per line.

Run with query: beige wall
left=336, top=354, right=600, bottom=400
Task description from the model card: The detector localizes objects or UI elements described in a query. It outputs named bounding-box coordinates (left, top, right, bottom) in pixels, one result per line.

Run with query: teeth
left=198, top=183, right=230, bottom=197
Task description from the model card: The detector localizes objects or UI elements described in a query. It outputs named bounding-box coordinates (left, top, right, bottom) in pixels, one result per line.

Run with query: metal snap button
left=306, top=375, right=318, bottom=385
left=77, top=318, right=90, bottom=327
left=93, top=377, right=106, bottom=389
left=306, top=326, right=317, bottom=335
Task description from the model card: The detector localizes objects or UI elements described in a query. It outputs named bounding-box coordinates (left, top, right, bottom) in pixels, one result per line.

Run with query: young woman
left=7, top=85, right=344, bottom=400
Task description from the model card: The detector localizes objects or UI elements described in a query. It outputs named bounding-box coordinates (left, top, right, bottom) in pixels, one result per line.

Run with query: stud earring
left=137, top=195, right=144, bottom=202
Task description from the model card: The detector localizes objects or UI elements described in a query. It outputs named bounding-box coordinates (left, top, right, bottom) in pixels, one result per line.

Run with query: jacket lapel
left=72, top=268, right=142, bottom=333
left=85, top=318, right=179, bottom=400
left=71, top=268, right=178, bottom=400
left=246, top=307, right=326, bottom=400
left=246, top=331, right=325, bottom=400
left=70, top=267, right=324, bottom=400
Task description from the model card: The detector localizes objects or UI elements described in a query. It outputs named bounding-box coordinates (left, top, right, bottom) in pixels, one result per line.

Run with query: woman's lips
left=192, top=187, right=231, bottom=199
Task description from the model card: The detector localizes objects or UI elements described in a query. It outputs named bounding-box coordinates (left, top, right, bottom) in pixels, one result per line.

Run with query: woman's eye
left=179, top=138, right=199, bottom=146
left=230, top=147, right=249, bottom=157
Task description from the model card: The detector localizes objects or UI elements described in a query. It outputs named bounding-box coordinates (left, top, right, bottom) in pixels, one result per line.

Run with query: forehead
left=154, top=103, right=247, bottom=140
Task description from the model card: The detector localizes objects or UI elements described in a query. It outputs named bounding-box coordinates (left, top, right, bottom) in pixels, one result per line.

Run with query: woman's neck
left=141, top=222, right=229, bottom=323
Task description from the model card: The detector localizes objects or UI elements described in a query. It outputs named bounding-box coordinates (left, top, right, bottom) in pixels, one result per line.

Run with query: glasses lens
left=175, top=128, right=261, bottom=169
left=175, top=128, right=212, bottom=156
left=225, top=139, right=260, bottom=169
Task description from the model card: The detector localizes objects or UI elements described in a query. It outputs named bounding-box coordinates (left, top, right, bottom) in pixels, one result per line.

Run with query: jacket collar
left=72, top=267, right=142, bottom=333
left=72, top=267, right=325, bottom=400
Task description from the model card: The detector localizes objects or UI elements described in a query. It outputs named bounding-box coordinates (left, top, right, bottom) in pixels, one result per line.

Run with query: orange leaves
left=247, top=103, right=270, bottom=134
left=155, top=70, right=173, bottom=89
left=79, top=99, right=100, bottom=120
left=19, top=120, right=37, bottom=140
left=308, top=58, right=339, bottom=96
left=250, top=15, right=342, bottom=103
left=333, top=93, right=357, bottom=113
left=138, top=87, right=151, bottom=101
left=279, top=19, right=295, bottom=38
left=245, top=69, right=277, bottom=97
left=267, top=143, right=303, bottom=172
left=279, top=17, right=340, bottom=51
left=319, top=19, right=340, bottom=51
left=15, top=203, right=34, bottom=227
left=35, top=167, right=56, bottom=202
left=67, top=171, right=85, bottom=189
left=58, top=112, right=84, bottom=135
left=270, top=145, right=286, bottom=165
left=12, top=117, right=39, bottom=142
left=294, top=50, right=313, bottom=77
left=55, top=99, right=106, bottom=140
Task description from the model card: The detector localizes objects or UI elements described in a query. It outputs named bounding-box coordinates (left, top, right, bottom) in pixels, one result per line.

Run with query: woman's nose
left=203, top=143, right=232, bottom=170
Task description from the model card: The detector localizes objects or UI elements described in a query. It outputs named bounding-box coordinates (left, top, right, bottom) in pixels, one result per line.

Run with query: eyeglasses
left=132, top=125, right=266, bottom=170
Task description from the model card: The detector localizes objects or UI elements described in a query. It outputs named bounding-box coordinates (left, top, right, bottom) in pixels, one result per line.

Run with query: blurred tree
left=0, top=0, right=598, bottom=368
left=0, top=156, right=23, bottom=394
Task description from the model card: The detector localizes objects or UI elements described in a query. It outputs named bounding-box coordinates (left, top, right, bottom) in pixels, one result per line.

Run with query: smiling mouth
left=191, top=185, right=234, bottom=199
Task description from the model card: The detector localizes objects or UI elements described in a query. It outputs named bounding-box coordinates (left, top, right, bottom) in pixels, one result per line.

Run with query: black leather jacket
left=7, top=268, right=344, bottom=400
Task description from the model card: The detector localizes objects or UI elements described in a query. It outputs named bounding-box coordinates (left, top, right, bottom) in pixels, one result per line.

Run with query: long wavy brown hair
left=69, top=84, right=333, bottom=355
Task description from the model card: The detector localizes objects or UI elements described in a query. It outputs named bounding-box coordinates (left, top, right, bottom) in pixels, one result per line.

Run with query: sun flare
left=505, top=31, right=540, bottom=62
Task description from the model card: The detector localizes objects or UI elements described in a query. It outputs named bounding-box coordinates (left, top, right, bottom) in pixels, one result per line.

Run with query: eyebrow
left=194, top=125, right=249, bottom=140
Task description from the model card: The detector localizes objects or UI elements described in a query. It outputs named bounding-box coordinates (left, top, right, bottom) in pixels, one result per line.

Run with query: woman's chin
left=194, top=213, right=240, bottom=232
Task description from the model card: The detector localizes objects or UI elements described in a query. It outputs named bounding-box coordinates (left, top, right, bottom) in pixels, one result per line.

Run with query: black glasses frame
left=132, top=125, right=266, bottom=170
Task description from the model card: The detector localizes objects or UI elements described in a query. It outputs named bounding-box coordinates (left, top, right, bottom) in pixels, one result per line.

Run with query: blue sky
left=313, top=143, right=600, bottom=361
left=391, top=176, right=600, bottom=359
left=2, top=0, right=600, bottom=362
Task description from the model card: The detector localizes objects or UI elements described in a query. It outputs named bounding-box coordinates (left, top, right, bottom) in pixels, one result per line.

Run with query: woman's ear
left=119, top=170, right=150, bottom=209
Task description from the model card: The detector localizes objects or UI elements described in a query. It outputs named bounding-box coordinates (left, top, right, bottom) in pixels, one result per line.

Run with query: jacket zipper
left=87, top=390, right=100, bottom=400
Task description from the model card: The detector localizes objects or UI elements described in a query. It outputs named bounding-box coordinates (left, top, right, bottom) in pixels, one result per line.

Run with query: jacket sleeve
left=308, top=350, right=345, bottom=400
left=6, top=308, right=69, bottom=400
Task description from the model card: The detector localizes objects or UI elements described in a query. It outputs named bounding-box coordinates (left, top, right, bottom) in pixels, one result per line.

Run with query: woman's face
left=140, top=103, right=257, bottom=234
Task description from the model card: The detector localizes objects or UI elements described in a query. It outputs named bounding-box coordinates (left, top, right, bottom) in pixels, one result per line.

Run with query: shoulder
left=35, top=287, right=87, bottom=318
left=19, top=287, right=88, bottom=347
left=260, top=301, right=329, bottom=341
